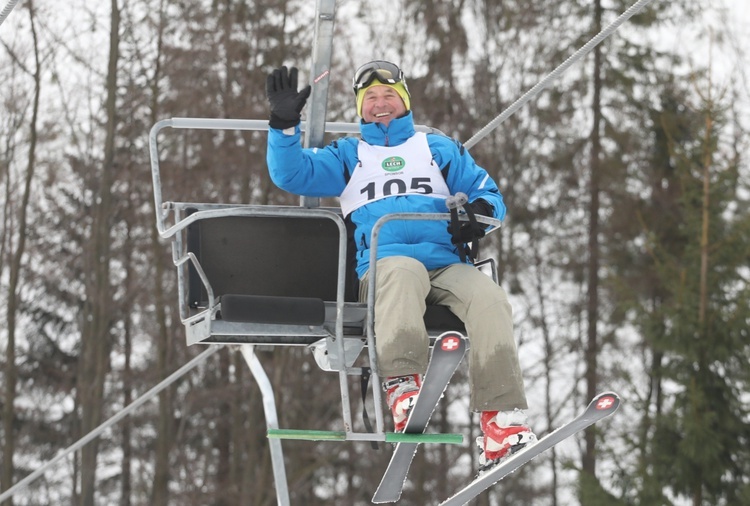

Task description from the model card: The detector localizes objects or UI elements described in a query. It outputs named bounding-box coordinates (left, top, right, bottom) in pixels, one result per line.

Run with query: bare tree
left=76, top=1, right=120, bottom=504
left=582, top=0, right=604, bottom=480
left=2, top=2, right=42, bottom=503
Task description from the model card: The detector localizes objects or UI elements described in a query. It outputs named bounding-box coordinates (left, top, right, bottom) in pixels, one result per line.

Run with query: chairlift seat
left=183, top=207, right=465, bottom=346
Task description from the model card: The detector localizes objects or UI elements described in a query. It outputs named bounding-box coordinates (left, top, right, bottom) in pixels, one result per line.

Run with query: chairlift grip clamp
left=445, top=192, right=469, bottom=211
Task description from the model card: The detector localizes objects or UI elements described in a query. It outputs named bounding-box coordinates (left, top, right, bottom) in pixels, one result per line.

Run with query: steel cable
left=464, top=0, right=659, bottom=149
left=0, top=0, right=21, bottom=27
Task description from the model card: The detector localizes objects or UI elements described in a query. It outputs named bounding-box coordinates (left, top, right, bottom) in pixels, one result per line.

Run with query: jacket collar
left=359, top=111, right=416, bottom=147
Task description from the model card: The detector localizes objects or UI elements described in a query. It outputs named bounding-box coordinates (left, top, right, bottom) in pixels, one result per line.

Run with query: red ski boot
left=477, top=409, right=537, bottom=473
left=383, top=375, right=422, bottom=432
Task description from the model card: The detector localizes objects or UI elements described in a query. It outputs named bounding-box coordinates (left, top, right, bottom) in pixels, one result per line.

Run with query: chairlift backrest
left=186, top=210, right=356, bottom=307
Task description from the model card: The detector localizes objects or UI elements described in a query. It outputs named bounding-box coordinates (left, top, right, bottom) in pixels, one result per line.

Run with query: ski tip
left=588, top=392, right=621, bottom=416
left=435, top=331, right=467, bottom=352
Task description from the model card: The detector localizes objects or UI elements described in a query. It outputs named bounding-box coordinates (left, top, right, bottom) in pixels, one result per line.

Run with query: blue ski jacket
left=266, top=112, right=506, bottom=278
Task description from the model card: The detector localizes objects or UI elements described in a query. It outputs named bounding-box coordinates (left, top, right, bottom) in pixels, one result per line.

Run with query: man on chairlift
left=265, top=60, right=536, bottom=472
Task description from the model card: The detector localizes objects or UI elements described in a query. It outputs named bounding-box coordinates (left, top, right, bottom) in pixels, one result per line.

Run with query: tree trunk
left=534, top=239, right=559, bottom=506
left=691, top=79, right=714, bottom=506
left=2, top=12, right=38, bottom=506
left=77, top=1, right=120, bottom=504
left=1, top=2, right=41, bottom=502
left=120, top=225, right=134, bottom=506
left=147, top=2, right=174, bottom=504
left=582, top=0, right=603, bottom=480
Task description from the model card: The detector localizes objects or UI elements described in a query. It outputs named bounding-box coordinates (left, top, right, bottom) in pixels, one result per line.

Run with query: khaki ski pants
left=359, top=255, right=528, bottom=412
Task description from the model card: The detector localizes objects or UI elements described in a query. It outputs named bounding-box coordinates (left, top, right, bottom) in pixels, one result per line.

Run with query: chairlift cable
left=0, top=345, right=224, bottom=503
left=464, top=0, right=658, bottom=150
left=0, top=0, right=21, bottom=27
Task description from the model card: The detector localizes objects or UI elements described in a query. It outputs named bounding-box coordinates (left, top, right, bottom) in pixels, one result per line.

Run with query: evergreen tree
left=616, top=76, right=750, bottom=505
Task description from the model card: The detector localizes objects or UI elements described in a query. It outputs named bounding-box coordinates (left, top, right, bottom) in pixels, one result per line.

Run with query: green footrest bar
left=267, top=429, right=463, bottom=444
left=269, top=429, right=348, bottom=441
left=386, top=432, right=463, bottom=444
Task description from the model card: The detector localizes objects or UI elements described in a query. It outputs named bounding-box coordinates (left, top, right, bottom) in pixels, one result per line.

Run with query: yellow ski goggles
left=352, top=60, right=410, bottom=96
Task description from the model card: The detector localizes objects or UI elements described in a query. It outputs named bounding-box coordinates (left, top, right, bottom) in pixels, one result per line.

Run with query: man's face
left=361, top=85, right=407, bottom=127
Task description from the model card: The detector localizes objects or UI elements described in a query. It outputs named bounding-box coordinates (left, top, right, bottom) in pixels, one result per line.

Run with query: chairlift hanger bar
left=304, top=0, right=336, bottom=148
left=302, top=0, right=336, bottom=209
left=464, top=0, right=659, bottom=150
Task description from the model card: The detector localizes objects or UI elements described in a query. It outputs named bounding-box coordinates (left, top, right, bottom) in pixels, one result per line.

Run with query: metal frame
left=149, top=121, right=357, bottom=433
left=365, top=212, right=501, bottom=434
left=148, top=114, right=502, bottom=417
left=239, top=345, right=290, bottom=506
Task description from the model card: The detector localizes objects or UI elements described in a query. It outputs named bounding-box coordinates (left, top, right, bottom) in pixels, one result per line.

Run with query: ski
left=371, top=331, right=468, bottom=503
left=439, top=391, right=621, bottom=506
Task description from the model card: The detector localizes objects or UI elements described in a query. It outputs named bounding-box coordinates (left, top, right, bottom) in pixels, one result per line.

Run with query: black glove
left=266, top=66, right=312, bottom=130
left=448, top=199, right=493, bottom=245
left=466, top=199, right=493, bottom=222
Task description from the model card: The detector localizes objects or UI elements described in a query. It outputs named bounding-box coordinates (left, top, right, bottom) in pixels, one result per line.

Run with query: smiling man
left=265, top=61, right=535, bottom=472
left=357, top=74, right=408, bottom=128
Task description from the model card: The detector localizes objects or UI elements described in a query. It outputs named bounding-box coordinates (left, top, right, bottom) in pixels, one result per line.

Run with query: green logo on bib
left=382, top=156, right=405, bottom=172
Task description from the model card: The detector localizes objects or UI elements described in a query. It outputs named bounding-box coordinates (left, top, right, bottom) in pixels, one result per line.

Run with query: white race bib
left=340, top=132, right=451, bottom=216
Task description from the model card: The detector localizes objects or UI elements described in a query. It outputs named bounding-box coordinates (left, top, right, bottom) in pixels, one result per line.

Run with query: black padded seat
left=220, top=294, right=325, bottom=325
left=424, top=305, right=465, bottom=332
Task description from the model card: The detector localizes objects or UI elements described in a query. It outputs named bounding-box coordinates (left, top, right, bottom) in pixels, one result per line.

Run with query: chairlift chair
left=149, top=116, right=502, bottom=504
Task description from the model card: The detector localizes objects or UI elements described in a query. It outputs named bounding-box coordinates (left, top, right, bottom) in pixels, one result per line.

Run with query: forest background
left=1, top=0, right=749, bottom=505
